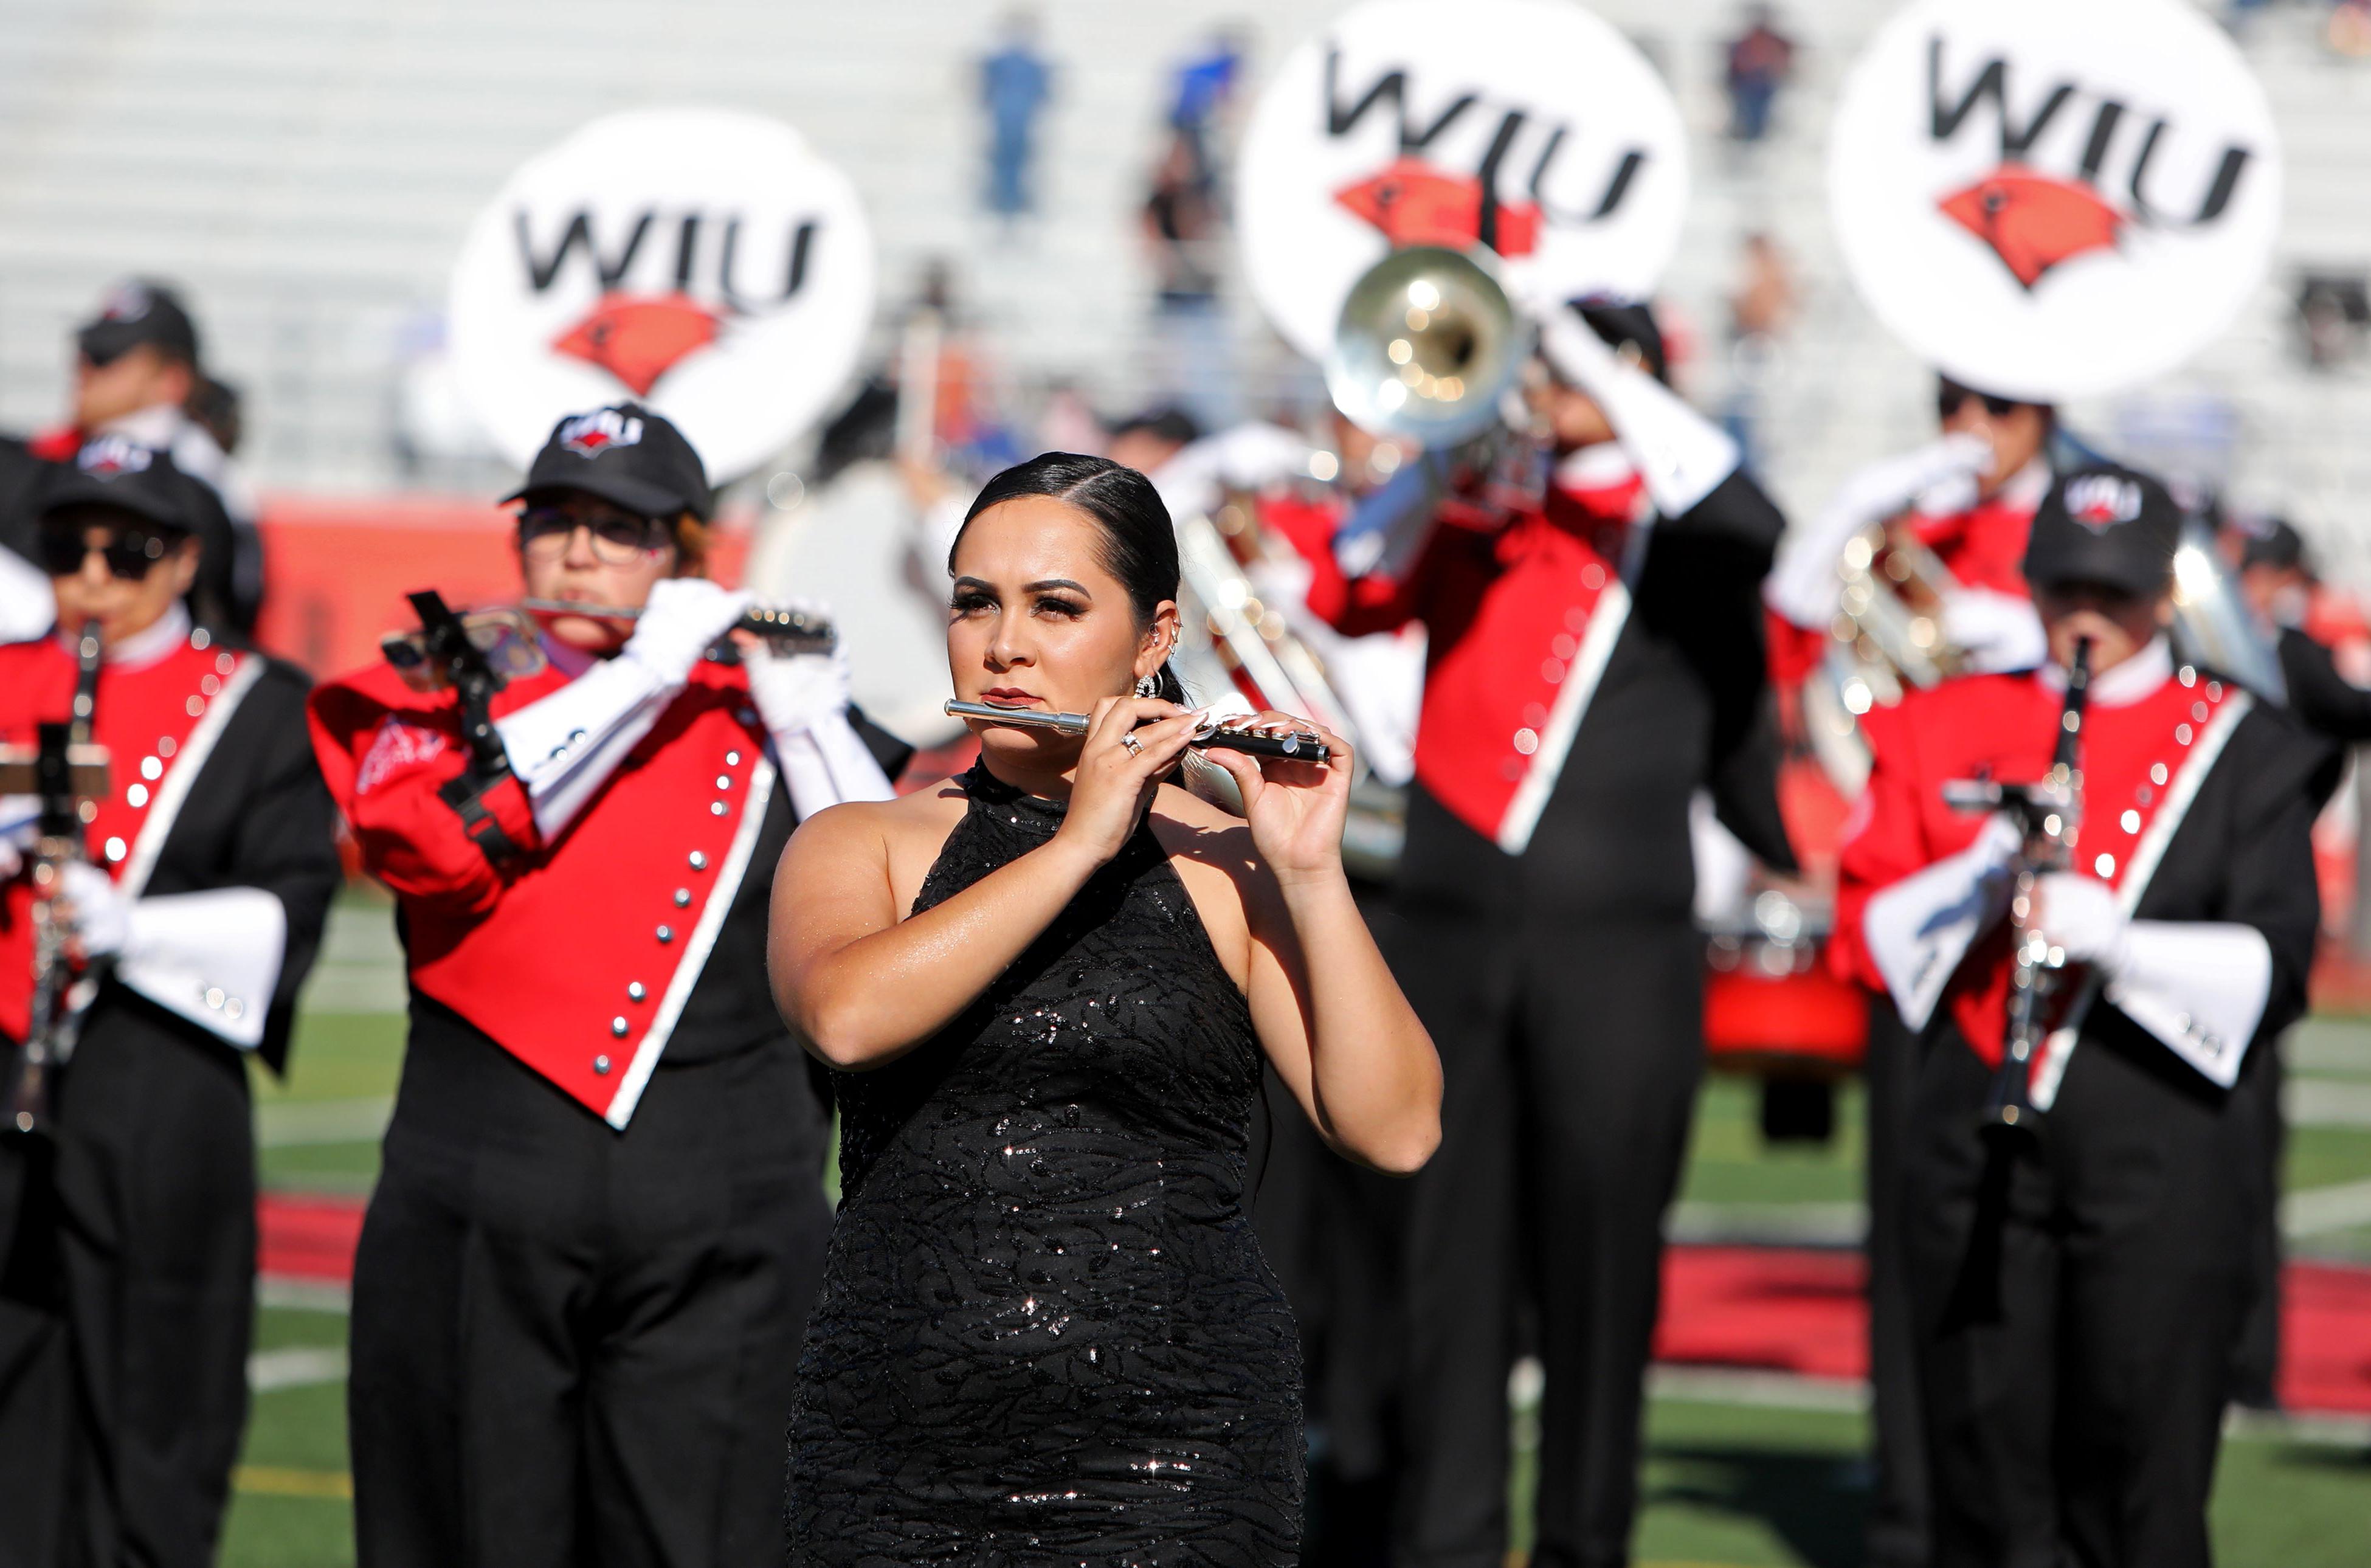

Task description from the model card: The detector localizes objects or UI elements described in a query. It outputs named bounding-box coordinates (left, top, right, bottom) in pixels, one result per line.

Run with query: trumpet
left=945, top=700, right=1333, bottom=762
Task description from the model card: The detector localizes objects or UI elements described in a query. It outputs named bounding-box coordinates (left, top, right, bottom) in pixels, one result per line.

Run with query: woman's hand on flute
left=1203, top=713, right=1351, bottom=887
left=1052, top=696, right=1201, bottom=869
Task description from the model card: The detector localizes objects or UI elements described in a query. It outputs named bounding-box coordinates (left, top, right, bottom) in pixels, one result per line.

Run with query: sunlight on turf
left=234, top=1465, right=352, bottom=1499
left=217, top=1006, right=2371, bottom=1567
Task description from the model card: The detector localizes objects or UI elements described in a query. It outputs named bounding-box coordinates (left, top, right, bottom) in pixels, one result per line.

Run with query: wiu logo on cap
left=557, top=408, right=644, bottom=457
left=76, top=435, right=155, bottom=479
left=95, top=281, right=155, bottom=323
left=2065, top=474, right=2142, bottom=531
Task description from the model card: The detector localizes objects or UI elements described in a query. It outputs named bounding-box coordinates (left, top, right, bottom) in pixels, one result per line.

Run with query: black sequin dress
left=784, top=762, right=1305, bottom=1566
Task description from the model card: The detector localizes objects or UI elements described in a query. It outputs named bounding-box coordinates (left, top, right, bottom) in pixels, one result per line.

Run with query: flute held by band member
left=945, top=699, right=1332, bottom=762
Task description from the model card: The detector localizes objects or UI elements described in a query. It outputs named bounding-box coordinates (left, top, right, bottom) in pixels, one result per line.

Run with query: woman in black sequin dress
left=770, top=454, right=1441, bottom=1565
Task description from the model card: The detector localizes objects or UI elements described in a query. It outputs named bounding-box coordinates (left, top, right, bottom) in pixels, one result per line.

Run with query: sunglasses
left=1937, top=384, right=2022, bottom=420
left=516, top=506, right=671, bottom=566
left=36, top=523, right=179, bottom=579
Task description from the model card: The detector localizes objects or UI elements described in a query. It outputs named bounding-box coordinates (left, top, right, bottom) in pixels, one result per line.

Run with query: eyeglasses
left=36, top=524, right=176, bottom=579
left=1937, top=383, right=2023, bottom=420
left=516, top=506, right=671, bottom=566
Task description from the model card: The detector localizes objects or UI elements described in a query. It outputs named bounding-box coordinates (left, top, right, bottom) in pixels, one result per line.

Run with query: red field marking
left=258, top=1198, right=2371, bottom=1416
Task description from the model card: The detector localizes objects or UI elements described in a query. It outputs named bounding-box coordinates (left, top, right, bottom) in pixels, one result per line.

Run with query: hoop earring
left=1134, top=671, right=1161, bottom=699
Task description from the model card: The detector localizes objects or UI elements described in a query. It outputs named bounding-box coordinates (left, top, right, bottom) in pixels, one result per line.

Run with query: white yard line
left=2282, top=1176, right=2371, bottom=1238
left=1666, top=1201, right=1867, bottom=1248
left=260, top=1277, right=353, bottom=1313
left=255, top=1096, right=392, bottom=1148
left=247, top=1345, right=347, bottom=1394
left=2286, top=1077, right=2371, bottom=1129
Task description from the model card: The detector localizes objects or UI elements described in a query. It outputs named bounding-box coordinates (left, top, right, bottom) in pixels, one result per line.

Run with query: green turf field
left=224, top=900, right=2371, bottom=1567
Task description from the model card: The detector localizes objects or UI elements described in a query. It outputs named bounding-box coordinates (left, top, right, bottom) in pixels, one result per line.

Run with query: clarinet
left=1942, top=636, right=2093, bottom=1141
left=945, top=700, right=1332, bottom=762
left=7, top=621, right=107, bottom=1138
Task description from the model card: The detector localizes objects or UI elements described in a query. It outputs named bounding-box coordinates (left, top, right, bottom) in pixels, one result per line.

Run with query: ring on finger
left=1120, top=731, right=1145, bottom=758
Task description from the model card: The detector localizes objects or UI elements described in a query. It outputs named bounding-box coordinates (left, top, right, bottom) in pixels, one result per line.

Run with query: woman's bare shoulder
left=781, top=782, right=965, bottom=871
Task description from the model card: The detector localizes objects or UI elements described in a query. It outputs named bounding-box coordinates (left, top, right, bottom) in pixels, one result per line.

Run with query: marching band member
left=21, top=282, right=264, bottom=638
left=308, top=404, right=906, bottom=1568
left=1765, top=375, right=2057, bottom=683
left=1308, top=299, right=1794, bottom=1568
left=0, top=437, right=340, bottom=1568
left=1835, top=464, right=2335, bottom=1568
left=1767, top=371, right=2055, bottom=1568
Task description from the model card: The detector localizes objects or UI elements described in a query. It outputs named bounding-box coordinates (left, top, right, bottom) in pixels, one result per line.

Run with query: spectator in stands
left=1142, top=136, right=1236, bottom=430
left=1167, top=24, right=1246, bottom=204
left=1724, top=231, right=1796, bottom=472
left=978, top=10, right=1053, bottom=222
left=1722, top=6, right=1796, bottom=145
left=1104, top=406, right=1201, bottom=477
left=29, top=281, right=264, bottom=638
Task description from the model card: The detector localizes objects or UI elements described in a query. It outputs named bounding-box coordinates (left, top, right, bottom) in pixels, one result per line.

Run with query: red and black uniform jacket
left=0, top=627, right=339, bottom=1074
left=1834, top=661, right=2330, bottom=1088
left=1303, top=465, right=1793, bottom=923
left=309, top=655, right=908, bottom=1128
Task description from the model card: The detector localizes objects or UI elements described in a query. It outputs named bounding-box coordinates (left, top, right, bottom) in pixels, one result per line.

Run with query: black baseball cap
left=1576, top=300, right=1668, bottom=383
left=38, top=435, right=202, bottom=533
left=502, top=402, right=713, bottom=522
left=75, top=280, right=201, bottom=368
left=2238, top=516, right=2310, bottom=577
left=2023, top=461, right=2183, bottom=599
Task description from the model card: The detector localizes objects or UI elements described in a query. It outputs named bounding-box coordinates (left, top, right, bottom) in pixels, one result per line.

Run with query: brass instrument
left=4, top=621, right=109, bottom=1138
left=1834, top=519, right=1968, bottom=705
left=1162, top=469, right=1407, bottom=879
left=1943, top=636, right=2093, bottom=1140
left=1324, top=245, right=1526, bottom=447
left=380, top=597, right=833, bottom=693
left=2168, top=520, right=2287, bottom=704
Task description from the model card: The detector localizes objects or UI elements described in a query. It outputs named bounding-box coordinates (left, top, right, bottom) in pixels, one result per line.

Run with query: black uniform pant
left=1392, top=912, right=1704, bottom=1568
left=349, top=1006, right=833, bottom=1568
left=0, top=1003, right=257, bottom=1568
left=1861, top=998, right=1929, bottom=1568
left=1905, top=1031, right=2264, bottom=1568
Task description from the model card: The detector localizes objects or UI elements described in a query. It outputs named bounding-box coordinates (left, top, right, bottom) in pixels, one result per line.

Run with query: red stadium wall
left=250, top=496, right=751, bottom=681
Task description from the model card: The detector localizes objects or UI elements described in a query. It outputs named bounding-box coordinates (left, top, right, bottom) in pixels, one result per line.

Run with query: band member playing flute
left=773, top=452, right=1439, bottom=1564
left=308, top=402, right=907, bottom=1567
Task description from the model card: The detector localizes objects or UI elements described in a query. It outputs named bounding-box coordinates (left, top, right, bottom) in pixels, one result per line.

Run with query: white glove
left=2033, top=871, right=2130, bottom=973
left=744, top=617, right=855, bottom=742
left=1765, top=435, right=1992, bottom=629
left=1863, top=813, right=2023, bottom=1029
left=60, top=860, right=130, bottom=958
left=0, top=794, right=38, bottom=881
left=621, top=579, right=753, bottom=685
left=1940, top=587, right=2048, bottom=675
left=1529, top=299, right=1739, bottom=519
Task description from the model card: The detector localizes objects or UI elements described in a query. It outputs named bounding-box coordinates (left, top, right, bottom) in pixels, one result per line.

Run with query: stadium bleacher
left=0, top=0, right=2361, bottom=579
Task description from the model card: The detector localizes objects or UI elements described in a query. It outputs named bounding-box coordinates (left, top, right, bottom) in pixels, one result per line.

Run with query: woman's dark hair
left=951, top=452, right=1187, bottom=704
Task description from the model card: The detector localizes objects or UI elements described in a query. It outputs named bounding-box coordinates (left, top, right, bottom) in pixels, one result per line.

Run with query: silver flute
left=945, top=700, right=1331, bottom=762
left=520, top=598, right=834, bottom=651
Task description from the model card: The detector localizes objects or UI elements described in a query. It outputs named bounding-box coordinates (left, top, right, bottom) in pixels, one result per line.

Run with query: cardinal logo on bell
left=1938, top=167, right=2122, bottom=291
